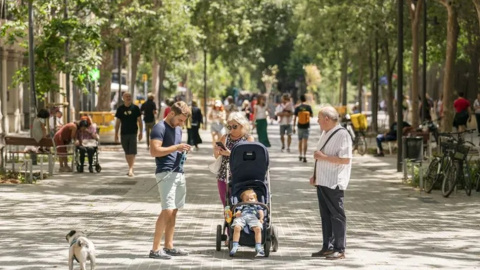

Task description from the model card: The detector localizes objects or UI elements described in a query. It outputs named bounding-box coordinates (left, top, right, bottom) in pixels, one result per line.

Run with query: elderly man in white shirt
left=309, top=105, right=352, bottom=260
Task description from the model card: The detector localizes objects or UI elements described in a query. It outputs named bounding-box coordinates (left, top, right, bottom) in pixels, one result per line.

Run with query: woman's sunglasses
left=226, top=124, right=240, bottom=130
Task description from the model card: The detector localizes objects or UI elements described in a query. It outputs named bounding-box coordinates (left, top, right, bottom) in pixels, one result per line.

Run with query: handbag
left=208, top=156, right=222, bottom=174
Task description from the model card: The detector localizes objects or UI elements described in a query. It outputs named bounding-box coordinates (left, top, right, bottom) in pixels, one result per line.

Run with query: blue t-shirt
left=150, top=120, right=183, bottom=174
left=236, top=204, right=263, bottom=217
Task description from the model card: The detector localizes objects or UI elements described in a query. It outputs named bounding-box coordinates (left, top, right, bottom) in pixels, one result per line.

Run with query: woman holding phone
left=214, top=112, right=254, bottom=207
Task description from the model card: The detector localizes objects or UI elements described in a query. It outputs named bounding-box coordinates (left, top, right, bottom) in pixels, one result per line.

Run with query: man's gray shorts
left=231, top=214, right=263, bottom=230
left=297, top=128, right=310, bottom=140
left=156, top=172, right=186, bottom=210
left=280, top=124, right=292, bottom=136
left=121, top=134, right=137, bottom=155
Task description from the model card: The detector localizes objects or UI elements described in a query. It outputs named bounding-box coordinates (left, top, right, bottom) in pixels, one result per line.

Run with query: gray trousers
left=316, top=185, right=346, bottom=253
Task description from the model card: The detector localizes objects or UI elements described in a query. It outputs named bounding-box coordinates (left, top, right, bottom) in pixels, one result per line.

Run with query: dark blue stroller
left=215, top=142, right=279, bottom=257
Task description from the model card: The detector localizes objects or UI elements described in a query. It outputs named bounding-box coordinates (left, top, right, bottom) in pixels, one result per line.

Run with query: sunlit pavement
left=1, top=119, right=479, bottom=270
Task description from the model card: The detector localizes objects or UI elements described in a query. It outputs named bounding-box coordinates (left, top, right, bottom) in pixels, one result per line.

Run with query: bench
left=4, top=136, right=75, bottom=182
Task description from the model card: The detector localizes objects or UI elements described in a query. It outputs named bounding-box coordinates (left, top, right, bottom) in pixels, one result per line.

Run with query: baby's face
left=244, top=193, right=257, bottom=202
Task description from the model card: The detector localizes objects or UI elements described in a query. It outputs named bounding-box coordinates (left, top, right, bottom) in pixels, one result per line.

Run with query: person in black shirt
left=293, top=95, right=314, bottom=163
left=187, top=101, right=203, bottom=150
left=374, top=121, right=411, bottom=157
left=115, top=92, right=143, bottom=176
left=141, top=93, right=158, bottom=148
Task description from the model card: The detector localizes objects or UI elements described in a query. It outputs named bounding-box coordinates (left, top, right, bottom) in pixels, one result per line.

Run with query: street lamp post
left=397, top=0, right=404, bottom=172
left=28, top=1, right=36, bottom=111
left=422, top=0, right=427, bottom=122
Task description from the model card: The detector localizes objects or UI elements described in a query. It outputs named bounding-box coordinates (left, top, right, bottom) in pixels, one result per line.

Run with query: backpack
left=297, top=110, right=310, bottom=125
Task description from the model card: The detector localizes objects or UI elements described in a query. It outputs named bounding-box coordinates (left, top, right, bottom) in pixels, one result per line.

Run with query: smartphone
left=216, top=141, right=227, bottom=150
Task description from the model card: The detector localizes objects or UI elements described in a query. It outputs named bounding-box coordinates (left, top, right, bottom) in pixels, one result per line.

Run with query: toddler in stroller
left=216, top=142, right=278, bottom=257
left=230, top=189, right=265, bottom=257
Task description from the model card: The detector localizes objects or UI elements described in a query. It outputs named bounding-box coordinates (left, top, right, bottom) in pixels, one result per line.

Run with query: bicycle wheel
left=424, top=157, right=440, bottom=193
left=463, top=162, right=472, bottom=196
left=442, top=161, right=458, bottom=198
left=356, top=136, right=367, bottom=156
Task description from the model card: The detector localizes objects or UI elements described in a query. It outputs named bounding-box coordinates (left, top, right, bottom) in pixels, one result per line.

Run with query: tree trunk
left=130, top=50, right=141, bottom=97
left=357, top=56, right=363, bottom=112
left=473, top=0, right=480, bottom=30
left=384, top=40, right=395, bottom=127
left=340, top=50, right=348, bottom=106
left=438, top=0, right=459, bottom=131
left=156, top=59, right=167, bottom=109
left=152, top=59, right=159, bottom=107
left=97, top=48, right=113, bottom=111
left=409, top=0, right=423, bottom=128
left=369, top=41, right=377, bottom=131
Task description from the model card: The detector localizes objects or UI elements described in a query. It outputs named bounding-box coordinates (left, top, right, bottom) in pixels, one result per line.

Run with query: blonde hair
left=240, top=189, right=257, bottom=202
left=171, top=101, right=191, bottom=117
left=228, top=112, right=251, bottom=134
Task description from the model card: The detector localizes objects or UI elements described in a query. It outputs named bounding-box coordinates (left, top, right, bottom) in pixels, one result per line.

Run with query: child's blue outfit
left=230, top=204, right=265, bottom=257
left=231, top=204, right=264, bottom=230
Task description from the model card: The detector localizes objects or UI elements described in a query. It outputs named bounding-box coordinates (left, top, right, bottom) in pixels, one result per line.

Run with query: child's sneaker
left=255, top=248, right=265, bottom=257
left=229, top=245, right=238, bottom=257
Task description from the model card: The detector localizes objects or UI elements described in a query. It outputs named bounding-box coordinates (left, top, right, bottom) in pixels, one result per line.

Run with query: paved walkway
left=1, top=120, right=480, bottom=269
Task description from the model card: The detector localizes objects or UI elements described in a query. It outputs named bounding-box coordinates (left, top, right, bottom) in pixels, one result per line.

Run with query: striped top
left=315, top=125, right=352, bottom=190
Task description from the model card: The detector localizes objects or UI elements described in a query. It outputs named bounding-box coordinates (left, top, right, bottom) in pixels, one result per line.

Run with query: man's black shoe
left=312, top=249, right=334, bottom=257
left=374, top=152, right=385, bottom=157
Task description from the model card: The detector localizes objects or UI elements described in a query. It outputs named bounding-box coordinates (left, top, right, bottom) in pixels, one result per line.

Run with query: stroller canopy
left=229, top=142, right=269, bottom=183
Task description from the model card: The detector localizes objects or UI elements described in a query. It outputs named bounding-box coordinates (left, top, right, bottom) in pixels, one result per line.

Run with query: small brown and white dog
left=66, top=230, right=96, bottom=270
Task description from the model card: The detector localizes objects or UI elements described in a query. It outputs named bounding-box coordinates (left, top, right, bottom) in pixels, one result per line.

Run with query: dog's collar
left=70, top=237, right=79, bottom=247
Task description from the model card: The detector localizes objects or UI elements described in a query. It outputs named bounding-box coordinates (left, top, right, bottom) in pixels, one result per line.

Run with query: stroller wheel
left=216, top=225, right=222, bottom=251
left=271, top=225, right=279, bottom=252
left=95, top=164, right=102, bottom=173
left=264, top=240, right=271, bottom=257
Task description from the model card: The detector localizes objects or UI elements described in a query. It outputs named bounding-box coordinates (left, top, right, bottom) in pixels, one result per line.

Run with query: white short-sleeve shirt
left=315, top=125, right=353, bottom=190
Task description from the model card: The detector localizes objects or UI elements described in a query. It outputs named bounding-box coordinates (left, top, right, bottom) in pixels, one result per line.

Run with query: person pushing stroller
left=229, top=189, right=265, bottom=257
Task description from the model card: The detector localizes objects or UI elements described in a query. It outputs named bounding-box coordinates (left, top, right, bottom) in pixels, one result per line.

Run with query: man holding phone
left=149, top=101, right=191, bottom=260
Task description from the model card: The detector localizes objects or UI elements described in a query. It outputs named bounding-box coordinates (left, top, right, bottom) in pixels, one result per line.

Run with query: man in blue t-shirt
left=148, top=101, right=191, bottom=260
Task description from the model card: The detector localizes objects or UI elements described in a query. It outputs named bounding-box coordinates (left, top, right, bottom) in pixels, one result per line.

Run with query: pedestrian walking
left=253, top=95, right=271, bottom=147
left=293, top=94, right=313, bottom=162
left=215, top=112, right=254, bottom=206
left=275, top=93, right=294, bottom=152
left=187, top=101, right=203, bottom=150
left=473, top=93, right=480, bottom=135
left=114, top=92, right=143, bottom=177
left=141, top=93, right=158, bottom=148
left=453, top=92, right=472, bottom=132
left=208, top=100, right=226, bottom=148
left=310, top=106, right=352, bottom=260
left=149, top=101, right=192, bottom=260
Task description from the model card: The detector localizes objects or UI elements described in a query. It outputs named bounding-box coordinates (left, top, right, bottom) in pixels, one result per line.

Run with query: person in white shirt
left=310, top=106, right=352, bottom=260
left=474, top=93, right=480, bottom=135
left=49, top=110, right=64, bottom=136
left=275, top=93, right=294, bottom=152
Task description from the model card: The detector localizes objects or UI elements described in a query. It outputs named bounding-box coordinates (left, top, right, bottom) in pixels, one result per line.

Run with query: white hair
left=319, top=106, right=340, bottom=122
left=228, top=112, right=251, bottom=134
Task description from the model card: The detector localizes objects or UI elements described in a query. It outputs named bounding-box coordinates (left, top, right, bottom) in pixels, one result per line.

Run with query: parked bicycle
left=424, top=130, right=475, bottom=197
left=341, top=113, right=367, bottom=156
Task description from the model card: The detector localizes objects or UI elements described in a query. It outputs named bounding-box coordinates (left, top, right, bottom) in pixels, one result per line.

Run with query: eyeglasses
left=226, top=124, right=240, bottom=130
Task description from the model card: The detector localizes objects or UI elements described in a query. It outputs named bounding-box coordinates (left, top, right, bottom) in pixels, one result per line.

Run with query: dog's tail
left=77, top=238, right=89, bottom=248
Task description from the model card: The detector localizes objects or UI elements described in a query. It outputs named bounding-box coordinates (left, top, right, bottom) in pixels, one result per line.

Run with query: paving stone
left=0, top=121, right=479, bottom=269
